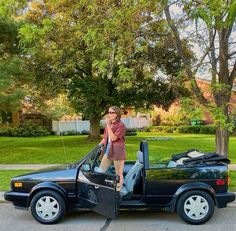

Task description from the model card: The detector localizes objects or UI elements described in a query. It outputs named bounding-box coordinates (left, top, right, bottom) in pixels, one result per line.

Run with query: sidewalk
left=0, top=164, right=59, bottom=170
left=229, top=164, right=236, bottom=170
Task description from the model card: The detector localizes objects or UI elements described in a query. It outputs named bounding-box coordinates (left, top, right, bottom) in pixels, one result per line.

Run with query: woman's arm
left=106, top=125, right=118, bottom=141
left=105, top=118, right=126, bottom=142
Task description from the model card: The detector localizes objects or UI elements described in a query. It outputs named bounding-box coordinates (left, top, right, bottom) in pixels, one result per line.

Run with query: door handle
left=105, top=179, right=114, bottom=184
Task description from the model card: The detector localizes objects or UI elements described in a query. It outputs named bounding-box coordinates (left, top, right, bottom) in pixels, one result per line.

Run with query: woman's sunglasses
left=108, top=111, right=116, bottom=114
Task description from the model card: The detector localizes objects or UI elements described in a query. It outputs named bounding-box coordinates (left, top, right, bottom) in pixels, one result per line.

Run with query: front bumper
left=215, top=192, right=236, bottom=208
left=4, top=191, right=30, bottom=208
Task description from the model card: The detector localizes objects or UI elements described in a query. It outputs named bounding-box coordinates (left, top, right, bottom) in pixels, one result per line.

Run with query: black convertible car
left=4, top=141, right=235, bottom=225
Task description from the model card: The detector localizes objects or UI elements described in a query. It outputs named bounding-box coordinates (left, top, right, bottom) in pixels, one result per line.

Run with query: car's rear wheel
left=176, top=190, right=214, bottom=225
left=30, top=190, right=66, bottom=224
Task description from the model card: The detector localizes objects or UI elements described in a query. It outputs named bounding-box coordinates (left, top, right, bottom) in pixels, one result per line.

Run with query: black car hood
left=36, top=164, right=78, bottom=173
left=12, top=164, right=79, bottom=181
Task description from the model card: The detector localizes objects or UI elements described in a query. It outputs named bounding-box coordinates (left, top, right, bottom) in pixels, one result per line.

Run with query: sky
left=169, top=3, right=236, bottom=81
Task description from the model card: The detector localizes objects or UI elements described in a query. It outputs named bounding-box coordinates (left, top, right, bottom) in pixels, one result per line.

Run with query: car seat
left=120, top=151, right=144, bottom=196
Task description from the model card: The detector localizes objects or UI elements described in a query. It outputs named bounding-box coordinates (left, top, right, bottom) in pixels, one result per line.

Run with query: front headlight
left=14, top=182, right=23, bottom=188
left=11, top=180, right=23, bottom=190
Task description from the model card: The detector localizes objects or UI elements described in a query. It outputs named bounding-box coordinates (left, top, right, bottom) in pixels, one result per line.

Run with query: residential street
left=0, top=204, right=236, bottom=231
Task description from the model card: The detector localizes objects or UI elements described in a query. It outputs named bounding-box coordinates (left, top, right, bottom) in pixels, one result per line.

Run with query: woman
left=99, top=106, right=126, bottom=192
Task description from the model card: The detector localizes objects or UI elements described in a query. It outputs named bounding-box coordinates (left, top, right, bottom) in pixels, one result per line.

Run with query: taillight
left=227, top=170, right=230, bottom=186
left=215, top=179, right=225, bottom=185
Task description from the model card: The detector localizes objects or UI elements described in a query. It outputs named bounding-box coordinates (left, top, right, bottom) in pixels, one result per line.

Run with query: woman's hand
left=105, top=117, right=111, bottom=127
left=105, top=118, right=118, bottom=141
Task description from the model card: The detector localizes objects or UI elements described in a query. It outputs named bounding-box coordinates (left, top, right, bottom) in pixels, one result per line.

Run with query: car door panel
left=77, top=169, right=119, bottom=219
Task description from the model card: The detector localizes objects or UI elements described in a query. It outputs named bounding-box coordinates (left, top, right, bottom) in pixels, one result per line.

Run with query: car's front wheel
left=176, top=190, right=214, bottom=225
left=30, top=190, right=66, bottom=224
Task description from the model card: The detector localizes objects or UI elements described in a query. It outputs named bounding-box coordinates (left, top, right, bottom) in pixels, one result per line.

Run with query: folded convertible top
left=171, top=149, right=230, bottom=165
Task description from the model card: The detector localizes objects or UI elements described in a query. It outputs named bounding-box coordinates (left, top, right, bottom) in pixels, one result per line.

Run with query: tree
left=0, top=0, right=30, bottom=114
left=163, top=0, right=236, bottom=157
left=18, top=0, right=186, bottom=140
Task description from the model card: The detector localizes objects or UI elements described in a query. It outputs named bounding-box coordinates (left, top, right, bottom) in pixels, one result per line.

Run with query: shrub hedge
left=0, top=122, right=50, bottom=137
left=147, top=125, right=217, bottom=134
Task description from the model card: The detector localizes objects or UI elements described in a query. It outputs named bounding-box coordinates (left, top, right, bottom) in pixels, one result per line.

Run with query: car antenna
left=60, top=133, right=69, bottom=163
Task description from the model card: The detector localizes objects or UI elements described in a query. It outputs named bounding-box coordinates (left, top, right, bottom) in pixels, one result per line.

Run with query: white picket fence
left=52, top=117, right=151, bottom=134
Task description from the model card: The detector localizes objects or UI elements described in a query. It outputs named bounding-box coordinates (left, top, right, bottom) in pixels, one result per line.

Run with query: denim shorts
left=104, top=142, right=111, bottom=156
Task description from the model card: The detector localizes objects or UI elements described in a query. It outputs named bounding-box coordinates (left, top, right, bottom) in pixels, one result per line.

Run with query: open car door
left=77, top=145, right=119, bottom=219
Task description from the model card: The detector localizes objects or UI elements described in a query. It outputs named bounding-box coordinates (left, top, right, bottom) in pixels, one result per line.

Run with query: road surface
left=0, top=204, right=236, bottom=231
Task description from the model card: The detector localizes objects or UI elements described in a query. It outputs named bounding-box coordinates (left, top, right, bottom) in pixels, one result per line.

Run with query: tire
left=176, top=190, right=214, bottom=225
left=30, top=190, right=66, bottom=224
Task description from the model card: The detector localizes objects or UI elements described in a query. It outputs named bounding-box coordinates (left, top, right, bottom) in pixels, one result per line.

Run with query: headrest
left=176, top=157, right=190, bottom=165
left=137, top=150, right=144, bottom=164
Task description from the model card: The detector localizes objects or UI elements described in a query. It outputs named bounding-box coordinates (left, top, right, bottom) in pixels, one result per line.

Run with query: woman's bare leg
left=113, top=160, right=125, bottom=192
left=99, top=155, right=112, bottom=172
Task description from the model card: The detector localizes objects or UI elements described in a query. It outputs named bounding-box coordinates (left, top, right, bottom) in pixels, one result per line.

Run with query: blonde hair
left=109, top=106, right=122, bottom=119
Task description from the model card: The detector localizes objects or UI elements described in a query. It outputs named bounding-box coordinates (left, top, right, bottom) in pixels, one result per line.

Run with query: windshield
left=82, top=145, right=102, bottom=171
left=68, top=144, right=102, bottom=169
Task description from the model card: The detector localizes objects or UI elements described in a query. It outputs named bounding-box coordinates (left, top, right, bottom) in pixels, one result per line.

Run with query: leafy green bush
left=141, top=126, right=152, bottom=132
left=60, top=130, right=80, bottom=136
left=232, top=127, right=236, bottom=135
left=126, top=128, right=137, bottom=136
left=148, top=126, right=178, bottom=133
left=80, top=130, right=90, bottom=135
left=178, top=125, right=216, bottom=134
left=178, top=125, right=201, bottom=134
left=0, top=129, right=7, bottom=136
left=199, top=125, right=216, bottom=134
left=148, top=125, right=216, bottom=134
left=0, top=122, right=50, bottom=137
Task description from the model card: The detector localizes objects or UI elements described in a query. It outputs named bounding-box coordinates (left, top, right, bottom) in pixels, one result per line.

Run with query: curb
left=0, top=191, right=7, bottom=203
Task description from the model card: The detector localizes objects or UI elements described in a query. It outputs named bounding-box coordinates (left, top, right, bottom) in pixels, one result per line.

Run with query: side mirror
left=82, top=163, right=91, bottom=171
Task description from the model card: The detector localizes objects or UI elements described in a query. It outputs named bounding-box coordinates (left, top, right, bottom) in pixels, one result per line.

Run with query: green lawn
left=0, top=133, right=235, bottom=164
left=230, top=171, right=236, bottom=192
left=0, top=170, right=235, bottom=192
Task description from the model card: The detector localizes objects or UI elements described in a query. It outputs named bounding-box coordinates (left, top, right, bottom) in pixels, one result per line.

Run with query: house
left=0, top=111, right=19, bottom=128
left=0, top=97, right=51, bottom=129
left=153, top=78, right=236, bottom=125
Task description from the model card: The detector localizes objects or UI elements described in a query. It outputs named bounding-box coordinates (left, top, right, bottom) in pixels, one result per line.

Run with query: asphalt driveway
left=0, top=204, right=236, bottom=231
